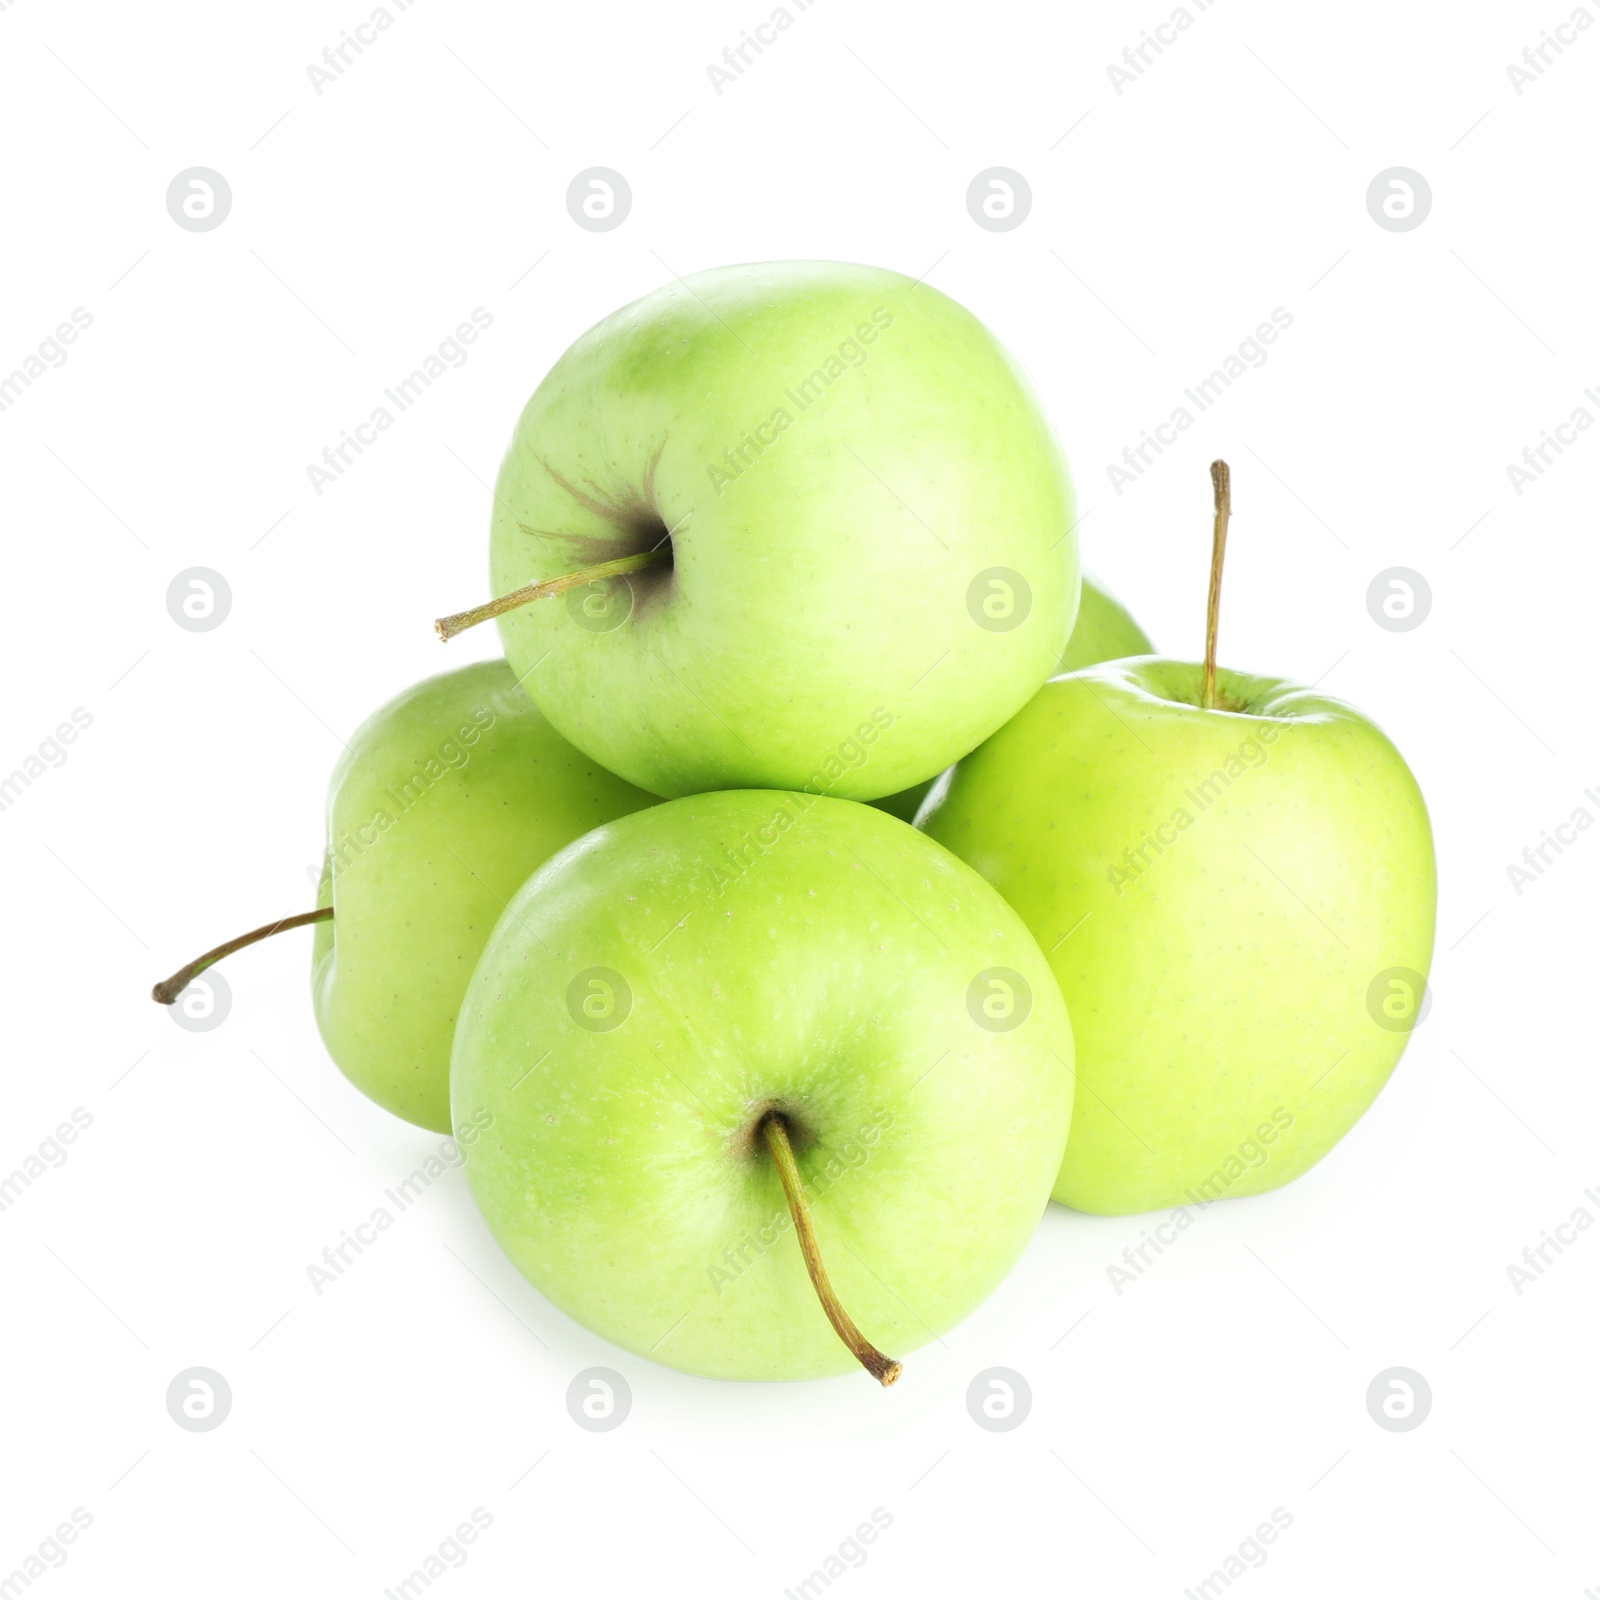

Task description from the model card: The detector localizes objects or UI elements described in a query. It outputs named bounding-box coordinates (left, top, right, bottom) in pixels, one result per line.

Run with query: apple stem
left=1202, top=459, right=1231, bottom=711
left=759, top=1111, right=902, bottom=1387
left=434, top=550, right=670, bottom=643
left=151, top=907, right=333, bottom=1005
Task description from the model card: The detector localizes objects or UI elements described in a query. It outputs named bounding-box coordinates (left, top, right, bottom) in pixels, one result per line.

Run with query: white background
left=1, top=0, right=1596, bottom=1595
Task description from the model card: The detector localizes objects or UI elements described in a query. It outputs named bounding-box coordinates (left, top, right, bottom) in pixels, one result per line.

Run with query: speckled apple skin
left=921, top=660, right=1436, bottom=1215
left=312, top=661, right=657, bottom=1132
left=490, top=260, right=1078, bottom=800
left=452, top=792, right=1074, bottom=1381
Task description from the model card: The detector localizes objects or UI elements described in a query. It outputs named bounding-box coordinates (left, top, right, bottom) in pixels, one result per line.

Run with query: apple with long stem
left=450, top=791, right=1075, bottom=1382
left=152, top=661, right=657, bottom=1131
left=920, top=461, right=1436, bottom=1214
left=434, top=260, right=1079, bottom=804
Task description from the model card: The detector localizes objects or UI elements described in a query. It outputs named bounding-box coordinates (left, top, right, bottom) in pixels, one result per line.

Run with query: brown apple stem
left=1202, top=459, right=1231, bottom=710
left=760, top=1111, right=901, bottom=1388
left=434, top=550, right=670, bottom=643
left=151, top=907, right=333, bottom=1005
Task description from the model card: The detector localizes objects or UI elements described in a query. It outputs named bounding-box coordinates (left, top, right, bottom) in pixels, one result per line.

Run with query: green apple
left=455, top=261, right=1077, bottom=802
left=309, top=662, right=657, bottom=1132
left=451, top=791, right=1074, bottom=1382
left=870, top=572, right=1154, bottom=824
left=154, top=661, right=657, bottom=1134
left=1056, top=571, right=1153, bottom=673
left=920, top=466, right=1435, bottom=1213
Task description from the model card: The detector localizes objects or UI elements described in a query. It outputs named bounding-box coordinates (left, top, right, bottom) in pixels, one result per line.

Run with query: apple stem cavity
left=434, top=550, right=670, bottom=643
left=151, top=907, right=334, bottom=1006
left=1202, top=458, right=1232, bottom=711
left=759, top=1111, right=902, bottom=1388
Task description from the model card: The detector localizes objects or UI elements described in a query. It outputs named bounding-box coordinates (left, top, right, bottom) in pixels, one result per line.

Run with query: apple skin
left=1056, top=572, right=1152, bottom=673
left=451, top=791, right=1074, bottom=1381
left=311, top=661, right=657, bottom=1134
left=490, top=260, right=1077, bottom=802
left=871, top=572, right=1152, bottom=824
left=919, top=659, right=1436, bottom=1215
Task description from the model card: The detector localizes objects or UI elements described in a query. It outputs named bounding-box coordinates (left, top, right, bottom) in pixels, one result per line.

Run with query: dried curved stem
left=761, top=1112, right=901, bottom=1387
left=152, top=907, right=333, bottom=1005
left=1202, top=459, right=1231, bottom=710
left=434, top=550, right=669, bottom=642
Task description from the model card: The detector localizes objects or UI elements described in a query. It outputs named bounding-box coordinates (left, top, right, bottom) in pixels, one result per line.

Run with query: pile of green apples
left=155, top=262, right=1435, bottom=1387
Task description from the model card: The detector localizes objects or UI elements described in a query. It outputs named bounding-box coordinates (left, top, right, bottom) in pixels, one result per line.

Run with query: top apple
left=479, top=261, right=1079, bottom=799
